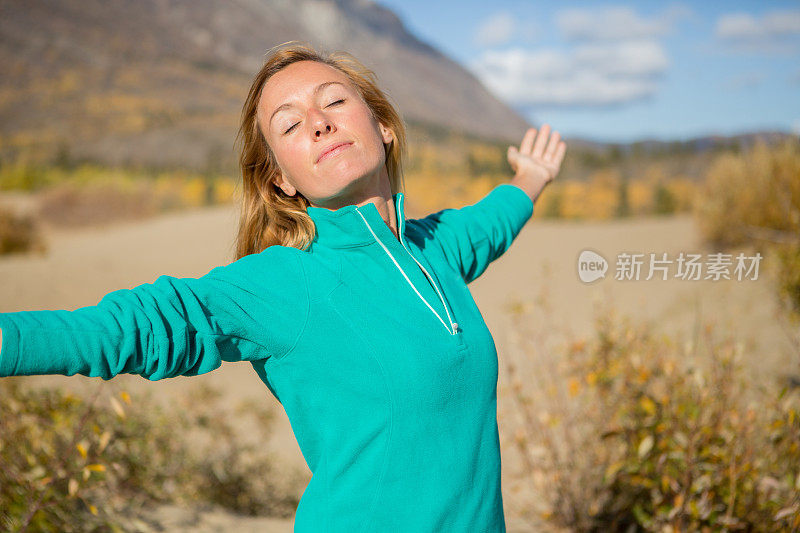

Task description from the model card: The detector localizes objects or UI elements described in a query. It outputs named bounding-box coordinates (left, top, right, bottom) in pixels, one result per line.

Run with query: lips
left=316, top=141, right=353, bottom=163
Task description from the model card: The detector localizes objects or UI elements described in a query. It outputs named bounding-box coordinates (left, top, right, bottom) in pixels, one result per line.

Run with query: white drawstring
left=355, top=208, right=458, bottom=336
left=400, top=240, right=458, bottom=335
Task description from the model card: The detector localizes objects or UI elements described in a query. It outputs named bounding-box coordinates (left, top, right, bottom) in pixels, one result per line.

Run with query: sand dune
left=1, top=202, right=793, bottom=531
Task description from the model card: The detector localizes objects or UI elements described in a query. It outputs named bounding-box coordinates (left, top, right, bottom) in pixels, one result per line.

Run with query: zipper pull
left=452, top=322, right=459, bottom=334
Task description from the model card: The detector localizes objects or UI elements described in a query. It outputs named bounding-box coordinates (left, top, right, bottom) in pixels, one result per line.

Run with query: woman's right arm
left=0, top=246, right=309, bottom=381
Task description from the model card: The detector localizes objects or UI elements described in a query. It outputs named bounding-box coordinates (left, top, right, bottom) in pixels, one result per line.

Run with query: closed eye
left=283, top=99, right=345, bottom=134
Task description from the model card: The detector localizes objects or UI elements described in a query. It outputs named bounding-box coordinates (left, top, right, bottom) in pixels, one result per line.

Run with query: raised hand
left=507, top=124, right=567, bottom=203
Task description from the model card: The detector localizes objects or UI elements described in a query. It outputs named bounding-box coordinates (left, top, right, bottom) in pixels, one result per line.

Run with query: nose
left=311, top=110, right=335, bottom=137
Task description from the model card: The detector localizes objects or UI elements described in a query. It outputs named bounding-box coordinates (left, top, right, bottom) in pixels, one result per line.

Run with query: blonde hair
left=233, top=41, right=407, bottom=259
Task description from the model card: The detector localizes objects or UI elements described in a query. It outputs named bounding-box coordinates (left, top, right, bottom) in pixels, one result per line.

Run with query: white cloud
left=475, top=12, right=516, bottom=47
left=723, top=71, right=766, bottom=91
left=716, top=10, right=800, bottom=40
left=661, top=3, right=697, bottom=27
left=470, top=5, right=683, bottom=108
left=715, top=9, right=800, bottom=53
left=573, top=41, right=669, bottom=77
left=555, top=5, right=688, bottom=42
left=468, top=42, right=669, bottom=107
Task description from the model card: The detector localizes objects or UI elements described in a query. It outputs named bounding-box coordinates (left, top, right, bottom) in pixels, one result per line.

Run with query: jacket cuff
left=0, top=316, right=20, bottom=377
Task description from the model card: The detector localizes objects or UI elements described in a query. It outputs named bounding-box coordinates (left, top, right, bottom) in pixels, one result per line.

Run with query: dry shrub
left=695, top=138, right=800, bottom=249
left=0, top=205, right=46, bottom=255
left=505, top=301, right=800, bottom=532
left=13, top=164, right=238, bottom=231
left=403, top=171, right=505, bottom=217
left=37, top=178, right=157, bottom=228
left=695, top=136, right=800, bottom=318
left=521, top=174, right=698, bottom=221
left=0, top=380, right=304, bottom=532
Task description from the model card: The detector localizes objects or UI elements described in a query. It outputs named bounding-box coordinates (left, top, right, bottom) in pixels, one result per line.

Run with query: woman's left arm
left=409, top=124, right=567, bottom=285
left=506, top=124, right=567, bottom=205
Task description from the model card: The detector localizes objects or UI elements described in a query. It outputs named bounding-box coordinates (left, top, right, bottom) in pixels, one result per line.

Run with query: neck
left=361, top=179, right=398, bottom=240
left=309, top=172, right=398, bottom=240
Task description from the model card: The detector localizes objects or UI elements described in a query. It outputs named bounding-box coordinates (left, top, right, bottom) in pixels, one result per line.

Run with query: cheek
left=342, top=103, right=379, bottom=137
left=273, top=142, right=306, bottom=173
left=352, top=115, right=383, bottom=150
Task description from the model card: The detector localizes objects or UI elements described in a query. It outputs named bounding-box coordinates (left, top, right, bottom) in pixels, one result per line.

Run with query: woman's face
left=257, top=60, right=394, bottom=209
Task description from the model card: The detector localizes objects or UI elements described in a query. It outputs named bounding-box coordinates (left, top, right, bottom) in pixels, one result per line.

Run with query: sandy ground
left=1, top=201, right=796, bottom=531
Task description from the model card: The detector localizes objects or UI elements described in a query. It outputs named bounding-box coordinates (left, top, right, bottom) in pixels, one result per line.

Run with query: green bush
left=774, top=243, right=800, bottom=317
left=0, top=380, right=304, bottom=532
left=0, top=161, right=55, bottom=192
left=653, top=182, right=676, bottom=215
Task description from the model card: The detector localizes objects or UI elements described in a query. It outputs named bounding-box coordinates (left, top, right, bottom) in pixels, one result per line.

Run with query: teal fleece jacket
left=0, top=183, right=534, bottom=532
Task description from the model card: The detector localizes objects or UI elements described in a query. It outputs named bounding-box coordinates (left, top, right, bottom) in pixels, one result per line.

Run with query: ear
left=274, top=173, right=297, bottom=196
left=379, top=123, right=393, bottom=145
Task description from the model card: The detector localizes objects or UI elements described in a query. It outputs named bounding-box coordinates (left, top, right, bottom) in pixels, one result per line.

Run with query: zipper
left=355, top=207, right=458, bottom=336
left=398, top=230, right=459, bottom=333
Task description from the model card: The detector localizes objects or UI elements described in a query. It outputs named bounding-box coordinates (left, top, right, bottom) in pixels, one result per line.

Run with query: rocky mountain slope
left=0, top=0, right=532, bottom=171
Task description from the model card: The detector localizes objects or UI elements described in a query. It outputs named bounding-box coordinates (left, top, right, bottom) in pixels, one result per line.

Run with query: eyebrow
left=268, top=81, right=347, bottom=129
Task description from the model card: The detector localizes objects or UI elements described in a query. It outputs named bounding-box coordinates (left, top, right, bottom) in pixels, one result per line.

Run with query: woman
left=0, top=41, right=566, bottom=531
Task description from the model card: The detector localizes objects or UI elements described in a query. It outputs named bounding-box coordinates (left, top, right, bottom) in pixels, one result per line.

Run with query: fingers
left=507, top=145, right=519, bottom=172
left=532, top=124, right=550, bottom=159
left=544, top=130, right=560, bottom=161
left=554, top=140, right=567, bottom=168
left=519, top=128, right=536, bottom=155
left=518, top=124, right=568, bottom=168
left=520, top=124, right=560, bottom=156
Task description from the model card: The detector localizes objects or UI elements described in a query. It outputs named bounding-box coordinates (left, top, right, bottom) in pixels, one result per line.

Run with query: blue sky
left=374, top=0, right=800, bottom=143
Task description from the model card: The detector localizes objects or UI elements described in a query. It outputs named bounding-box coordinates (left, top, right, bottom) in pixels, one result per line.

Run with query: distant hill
left=0, top=0, right=532, bottom=171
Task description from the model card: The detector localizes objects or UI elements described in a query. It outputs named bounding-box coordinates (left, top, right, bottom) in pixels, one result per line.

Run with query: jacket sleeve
left=413, top=183, right=534, bottom=284
left=0, top=246, right=309, bottom=381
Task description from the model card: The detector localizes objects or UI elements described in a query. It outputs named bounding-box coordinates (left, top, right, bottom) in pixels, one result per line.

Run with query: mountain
left=0, top=0, right=532, bottom=171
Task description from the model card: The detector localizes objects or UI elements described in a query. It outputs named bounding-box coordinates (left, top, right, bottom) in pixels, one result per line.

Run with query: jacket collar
left=306, top=192, right=407, bottom=249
